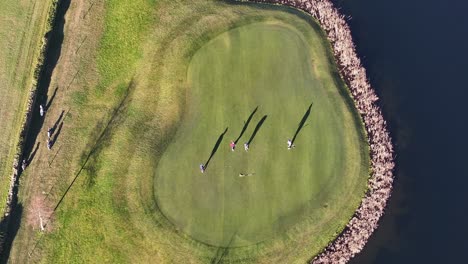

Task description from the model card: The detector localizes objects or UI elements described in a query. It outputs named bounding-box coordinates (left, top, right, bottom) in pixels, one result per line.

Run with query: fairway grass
left=9, top=1, right=370, bottom=263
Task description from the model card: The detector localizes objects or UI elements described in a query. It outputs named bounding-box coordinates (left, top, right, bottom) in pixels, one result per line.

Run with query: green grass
left=9, top=1, right=369, bottom=263
left=97, top=0, right=155, bottom=90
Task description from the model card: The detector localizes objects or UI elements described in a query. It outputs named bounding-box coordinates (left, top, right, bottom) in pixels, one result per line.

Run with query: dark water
left=331, top=0, right=468, bottom=263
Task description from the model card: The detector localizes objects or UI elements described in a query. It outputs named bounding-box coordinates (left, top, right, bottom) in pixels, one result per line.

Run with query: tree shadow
left=23, top=0, right=70, bottom=167
left=247, top=115, right=268, bottom=145
left=234, top=106, right=258, bottom=144
left=45, top=86, right=58, bottom=110
left=27, top=142, right=40, bottom=164
left=205, top=127, right=228, bottom=170
left=291, top=103, right=313, bottom=145
left=48, top=79, right=136, bottom=212
left=0, top=203, right=23, bottom=264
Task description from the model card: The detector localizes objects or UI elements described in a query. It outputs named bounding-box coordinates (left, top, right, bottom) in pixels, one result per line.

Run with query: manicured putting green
left=155, top=21, right=367, bottom=247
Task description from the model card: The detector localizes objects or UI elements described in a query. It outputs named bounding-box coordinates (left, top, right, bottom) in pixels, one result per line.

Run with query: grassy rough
left=97, top=0, right=155, bottom=91
left=9, top=1, right=369, bottom=263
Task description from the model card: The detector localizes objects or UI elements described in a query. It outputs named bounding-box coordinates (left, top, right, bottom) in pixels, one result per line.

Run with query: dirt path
left=6, top=0, right=106, bottom=262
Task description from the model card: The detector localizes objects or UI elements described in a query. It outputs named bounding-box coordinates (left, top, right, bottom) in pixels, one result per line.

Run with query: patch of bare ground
left=26, top=194, right=53, bottom=232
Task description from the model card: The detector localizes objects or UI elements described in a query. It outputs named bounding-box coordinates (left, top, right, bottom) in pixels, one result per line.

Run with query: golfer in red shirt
left=230, top=141, right=235, bottom=151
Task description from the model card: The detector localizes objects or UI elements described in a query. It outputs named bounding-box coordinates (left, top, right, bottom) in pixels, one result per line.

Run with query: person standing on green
left=230, top=141, right=236, bottom=151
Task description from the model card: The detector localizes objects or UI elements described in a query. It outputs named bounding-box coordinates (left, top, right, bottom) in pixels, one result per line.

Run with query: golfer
left=244, top=142, right=249, bottom=151
left=239, top=172, right=255, bottom=177
left=200, top=164, right=205, bottom=173
left=39, top=104, right=45, bottom=117
left=230, top=141, right=236, bottom=151
left=47, top=139, right=52, bottom=150
left=21, top=159, right=27, bottom=171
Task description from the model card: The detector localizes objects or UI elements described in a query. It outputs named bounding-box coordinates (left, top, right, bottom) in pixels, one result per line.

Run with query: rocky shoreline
left=237, top=0, right=395, bottom=263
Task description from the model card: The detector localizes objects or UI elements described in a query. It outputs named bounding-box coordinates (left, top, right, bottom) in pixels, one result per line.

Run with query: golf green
left=155, top=20, right=369, bottom=248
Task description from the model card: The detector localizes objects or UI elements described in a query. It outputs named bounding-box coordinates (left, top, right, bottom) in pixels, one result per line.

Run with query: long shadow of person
left=247, top=115, right=268, bottom=145
left=46, top=86, right=59, bottom=110
left=205, top=127, right=228, bottom=170
left=234, top=106, right=258, bottom=144
left=50, top=110, right=65, bottom=134
left=51, top=121, right=64, bottom=149
left=27, top=142, right=41, bottom=164
left=291, top=103, right=313, bottom=145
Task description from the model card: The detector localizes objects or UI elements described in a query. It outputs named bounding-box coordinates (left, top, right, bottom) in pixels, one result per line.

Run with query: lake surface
left=333, top=0, right=468, bottom=263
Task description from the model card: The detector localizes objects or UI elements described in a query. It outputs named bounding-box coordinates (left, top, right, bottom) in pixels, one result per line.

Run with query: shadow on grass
left=291, top=103, right=313, bottom=145
left=210, top=231, right=237, bottom=264
left=0, top=205, right=23, bottom=263
left=205, top=127, right=229, bottom=170
left=234, top=106, right=258, bottom=144
left=23, top=0, right=70, bottom=160
left=48, top=79, right=136, bottom=216
left=49, top=110, right=65, bottom=134
left=27, top=142, right=40, bottom=164
left=50, top=121, right=64, bottom=149
left=45, top=86, right=58, bottom=110
left=247, top=115, right=268, bottom=145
